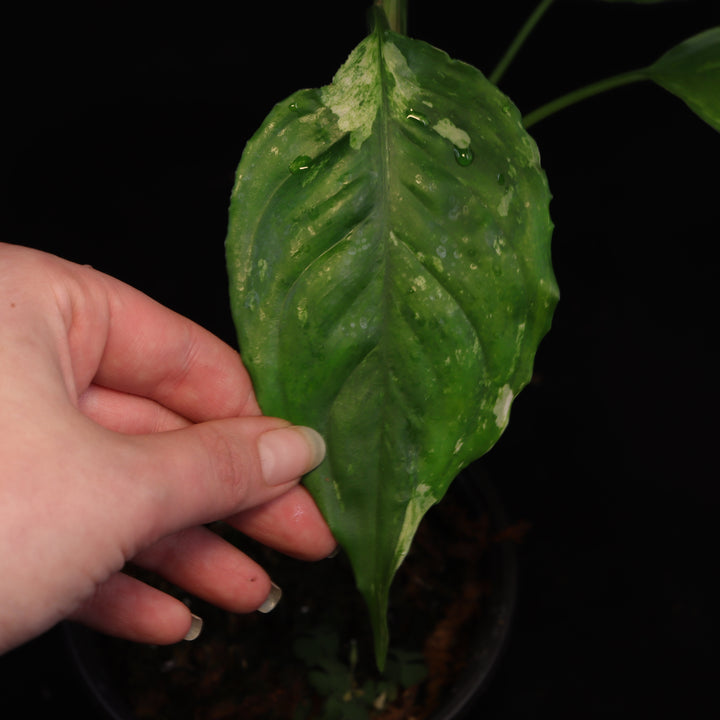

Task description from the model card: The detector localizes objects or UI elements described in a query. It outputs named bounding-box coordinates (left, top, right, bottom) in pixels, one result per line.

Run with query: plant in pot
left=66, top=0, right=719, bottom=718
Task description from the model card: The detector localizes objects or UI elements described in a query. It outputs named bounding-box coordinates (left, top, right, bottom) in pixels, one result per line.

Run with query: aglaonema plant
left=226, top=0, right=719, bottom=669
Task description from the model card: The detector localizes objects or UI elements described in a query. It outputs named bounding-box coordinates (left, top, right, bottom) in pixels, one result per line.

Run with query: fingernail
left=327, top=545, right=341, bottom=559
left=258, top=425, right=326, bottom=486
left=294, top=426, right=327, bottom=470
left=257, top=582, right=282, bottom=614
left=184, top=613, right=203, bottom=641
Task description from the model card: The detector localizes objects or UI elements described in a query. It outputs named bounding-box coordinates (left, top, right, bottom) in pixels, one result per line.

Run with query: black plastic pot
left=66, top=467, right=517, bottom=720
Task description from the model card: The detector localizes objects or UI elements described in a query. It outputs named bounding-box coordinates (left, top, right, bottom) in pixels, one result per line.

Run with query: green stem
left=489, top=0, right=557, bottom=86
left=376, top=0, right=407, bottom=34
left=522, top=69, right=649, bottom=129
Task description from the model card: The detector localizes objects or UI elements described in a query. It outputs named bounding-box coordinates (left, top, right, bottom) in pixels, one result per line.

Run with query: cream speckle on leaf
left=320, top=34, right=381, bottom=149
left=493, top=384, right=514, bottom=429
left=433, top=117, right=471, bottom=149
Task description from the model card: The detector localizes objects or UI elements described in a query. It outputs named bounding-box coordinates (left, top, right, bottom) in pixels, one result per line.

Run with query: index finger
left=77, top=263, right=261, bottom=421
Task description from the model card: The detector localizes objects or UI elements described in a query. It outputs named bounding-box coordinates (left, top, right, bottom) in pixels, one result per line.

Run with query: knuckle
left=195, top=421, right=256, bottom=508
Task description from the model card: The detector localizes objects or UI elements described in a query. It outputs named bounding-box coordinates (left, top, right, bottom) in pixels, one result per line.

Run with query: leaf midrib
left=371, top=23, right=396, bottom=587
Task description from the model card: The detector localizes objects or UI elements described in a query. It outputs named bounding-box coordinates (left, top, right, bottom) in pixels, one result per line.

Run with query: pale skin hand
left=0, top=243, right=336, bottom=654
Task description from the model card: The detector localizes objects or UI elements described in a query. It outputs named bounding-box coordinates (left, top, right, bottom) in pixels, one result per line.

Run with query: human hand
left=0, top=243, right=336, bottom=653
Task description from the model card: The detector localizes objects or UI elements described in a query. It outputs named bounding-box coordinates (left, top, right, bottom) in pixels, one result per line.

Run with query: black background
left=2, top=0, right=719, bottom=717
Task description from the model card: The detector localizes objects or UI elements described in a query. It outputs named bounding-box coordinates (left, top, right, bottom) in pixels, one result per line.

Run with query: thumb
left=115, top=416, right=326, bottom=549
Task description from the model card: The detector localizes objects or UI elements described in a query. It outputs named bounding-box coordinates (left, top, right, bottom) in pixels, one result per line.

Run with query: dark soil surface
left=81, top=475, right=512, bottom=720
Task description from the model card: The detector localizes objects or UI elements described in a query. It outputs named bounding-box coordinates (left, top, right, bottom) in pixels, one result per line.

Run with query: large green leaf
left=226, top=9, right=558, bottom=666
left=646, top=27, right=720, bottom=133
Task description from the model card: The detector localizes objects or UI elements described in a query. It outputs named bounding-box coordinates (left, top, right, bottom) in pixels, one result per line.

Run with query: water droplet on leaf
left=288, top=97, right=320, bottom=115
left=406, top=109, right=429, bottom=127
left=453, top=146, right=474, bottom=166
left=289, top=155, right=312, bottom=174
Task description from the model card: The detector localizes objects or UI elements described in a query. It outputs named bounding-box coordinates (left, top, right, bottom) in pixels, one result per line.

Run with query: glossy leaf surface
left=646, top=27, right=720, bottom=133
left=226, top=11, right=557, bottom=666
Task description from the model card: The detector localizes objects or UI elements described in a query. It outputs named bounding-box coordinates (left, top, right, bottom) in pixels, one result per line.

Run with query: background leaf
left=226, top=10, right=557, bottom=666
left=645, top=27, right=720, bottom=132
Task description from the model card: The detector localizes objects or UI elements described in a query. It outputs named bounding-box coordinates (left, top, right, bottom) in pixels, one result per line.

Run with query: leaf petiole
left=521, top=68, right=649, bottom=129
left=376, top=0, right=408, bottom=35
left=489, top=0, right=557, bottom=86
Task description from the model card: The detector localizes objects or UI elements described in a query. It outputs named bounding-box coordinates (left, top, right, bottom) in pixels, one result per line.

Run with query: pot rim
left=427, top=470, right=517, bottom=719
